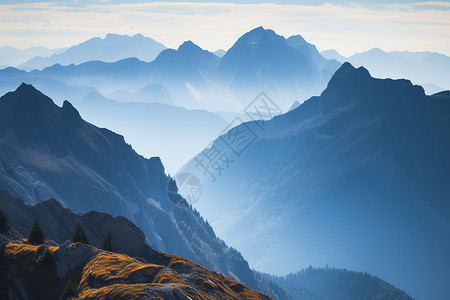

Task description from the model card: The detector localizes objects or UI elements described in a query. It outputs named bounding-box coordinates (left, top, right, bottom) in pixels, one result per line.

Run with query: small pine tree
left=102, top=229, right=114, bottom=251
left=71, top=224, right=90, bottom=245
left=28, top=219, right=45, bottom=245
left=0, top=210, right=11, bottom=233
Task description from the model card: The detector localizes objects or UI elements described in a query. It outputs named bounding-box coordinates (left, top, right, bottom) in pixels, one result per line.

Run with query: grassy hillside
left=0, top=240, right=272, bottom=300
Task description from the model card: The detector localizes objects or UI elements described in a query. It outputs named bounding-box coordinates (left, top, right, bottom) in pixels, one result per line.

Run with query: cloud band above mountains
left=1, top=1, right=449, bottom=56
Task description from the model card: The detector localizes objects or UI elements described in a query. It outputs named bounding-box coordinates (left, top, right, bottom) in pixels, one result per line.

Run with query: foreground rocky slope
left=0, top=237, right=271, bottom=300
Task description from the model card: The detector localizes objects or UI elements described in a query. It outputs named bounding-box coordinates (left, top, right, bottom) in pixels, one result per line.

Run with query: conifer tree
left=28, top=219, right=45, bottom=245
left=71, top=224, right=90, bottom=245
left=102, top=229, right=114, bottom=251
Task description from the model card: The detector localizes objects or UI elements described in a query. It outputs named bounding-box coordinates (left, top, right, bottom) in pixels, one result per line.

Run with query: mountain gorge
left=180, top=63, right=450, bottom=300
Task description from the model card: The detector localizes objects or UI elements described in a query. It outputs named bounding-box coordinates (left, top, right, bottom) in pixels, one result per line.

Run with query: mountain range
left=179, top=63, right=450, bottom=300
left=321, top=47, right=450, bottom=94
left=0, top=27, right=448, bottom=300
left=0, top=27, right=340, bottom=112
left=18, top=33, right=167, bottom=71
left=0, top=46, right=65, bottom=69
left=0, top=27, right=342, bottom=172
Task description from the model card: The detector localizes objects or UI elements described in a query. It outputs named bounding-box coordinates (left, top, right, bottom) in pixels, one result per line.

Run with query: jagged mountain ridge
left=322, top=47, right=450, bottom=94
left=179, top=63, right=450, bottom=300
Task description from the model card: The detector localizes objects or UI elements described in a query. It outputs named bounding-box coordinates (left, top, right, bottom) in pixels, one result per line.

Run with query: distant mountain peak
left=327, top=62, right=370, bottom=86
left=287, top=34, right=308, bottom=45
left=178, top=40, right=201, bottom=52
left=243, top=26, right=278, bottom=42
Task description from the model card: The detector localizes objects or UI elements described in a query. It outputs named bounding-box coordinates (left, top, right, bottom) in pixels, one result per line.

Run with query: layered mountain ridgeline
left=262, top=267, right=413, bottom=300
left=0, top=83, right=290, bottom=299
left=0, top=27, right=340, bottom=111
left=18, top=33, right=167, bottom=71
left=321, top=47, right=450, bottom=94
left=179, top=63, right=450, bottom=300
left=0, top=237, right=271, bottom=299
left=0, top=46, right=66, bottom=68
left=0, top=27, right=340, bottom=171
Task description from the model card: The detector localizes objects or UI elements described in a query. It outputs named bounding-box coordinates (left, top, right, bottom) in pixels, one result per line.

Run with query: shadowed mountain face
left=18, top=33, right=167, bottom=71
left=0, top=191, right=147, bottom=257
left=0, top=83, right=275, bottom=297
left=179, top=63, right=450, bottom=300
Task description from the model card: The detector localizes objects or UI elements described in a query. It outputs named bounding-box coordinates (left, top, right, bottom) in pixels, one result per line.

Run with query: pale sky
left=0, top=0, right=450, bottom=56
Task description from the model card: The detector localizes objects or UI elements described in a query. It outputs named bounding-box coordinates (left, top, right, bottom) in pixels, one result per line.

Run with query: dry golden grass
left=1, top=242, right=271, bottom=300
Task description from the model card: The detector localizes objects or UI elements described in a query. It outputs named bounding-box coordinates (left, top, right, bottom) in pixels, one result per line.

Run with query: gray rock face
left=0, top=230, right=24, bottom=247
left=144, top=285, right=193, bottom=300
left=0, top=191, right=145, bottom=257
left=56, top=241, right=100, bottom=278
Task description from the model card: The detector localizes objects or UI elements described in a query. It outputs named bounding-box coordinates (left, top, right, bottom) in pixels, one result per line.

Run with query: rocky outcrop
left=56, top=241, right=100, bottom=278
left=0, top=242, right=272, bottom=300
left=0, top=191, right=146, bottom=258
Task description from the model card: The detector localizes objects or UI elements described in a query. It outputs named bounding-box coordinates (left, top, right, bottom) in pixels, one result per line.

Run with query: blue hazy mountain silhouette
left=320, top=49, right=347, bottom=62
left=18, top=33, right=166, bottom=71
left=218, top=27, right=328, bottom=104
left=1, top=27, right=339, bottom=112
left=179, top=63, right=450, bottom=300
left=325, top=47, right=450, bottom=94
left=75, top=91, right=228, bottom=172
left=213, top=49, right=226, bottom=57
left=0, top=45, right=65, bottom=68
left=286, top=35, right=341, bottom=78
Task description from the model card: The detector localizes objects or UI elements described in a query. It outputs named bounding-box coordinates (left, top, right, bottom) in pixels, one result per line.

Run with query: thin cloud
left=0, top=2, right=449, bottom=56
